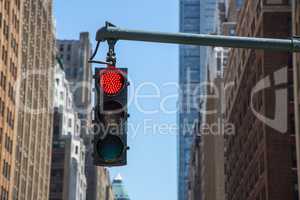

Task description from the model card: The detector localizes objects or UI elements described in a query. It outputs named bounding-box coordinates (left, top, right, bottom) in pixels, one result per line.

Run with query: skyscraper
left=12, top=0, right=55, bottom=199
left=57, top=32, right=92, bottom=139
left=178, top=0, right=217, bottom=199
left=57, top=33, right=96, bottom=199
left=200, top=48, right=226, bottom=200
left=196, top=2, right=241, bottom=200
left=0, top=0, right=21, bottom=199
left=49, top=59, right=87, bottom=200
left=57, top=33, right=113, bottom=200
left=112, top=174, right=130, bottom=200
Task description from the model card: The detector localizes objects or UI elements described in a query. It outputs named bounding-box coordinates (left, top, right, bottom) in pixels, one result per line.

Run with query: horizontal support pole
left=96, top=23, right=300, bottom=52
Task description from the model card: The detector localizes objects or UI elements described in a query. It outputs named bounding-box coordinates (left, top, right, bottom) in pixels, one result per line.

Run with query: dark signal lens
left=100, top=68, right=125, bottom=95
left=97, top=134, right=124, bottom=162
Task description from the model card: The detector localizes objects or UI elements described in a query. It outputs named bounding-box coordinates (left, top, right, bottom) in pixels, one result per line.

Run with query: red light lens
left=100, top=68, right=125, bottom=95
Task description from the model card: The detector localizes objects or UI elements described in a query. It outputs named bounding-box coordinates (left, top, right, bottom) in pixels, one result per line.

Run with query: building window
left=259, top=153, right=265, bottom=175
left=59, top=44, right=64, bottom=52
left=0, top=13, right=2, bottom=28
left=292, top=145, right=297, bottom=168
left=260, top=186, right=266, bottom=200
left=236, top=0, right=244, bottom=8
left=68, top=119, right=72, bottom=128
left=0, top=128, right=2, bottom=144
left=290, top=113, right=295, bottom=135
left=75, top=146, right=78, bottom=154
left=264, top=0, right=288, bottom=5
left=2, top=160, right=10, bottom=180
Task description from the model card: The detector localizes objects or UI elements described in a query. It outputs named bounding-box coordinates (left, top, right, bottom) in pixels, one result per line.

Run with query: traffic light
left=93, top=66, right=129, bottom=166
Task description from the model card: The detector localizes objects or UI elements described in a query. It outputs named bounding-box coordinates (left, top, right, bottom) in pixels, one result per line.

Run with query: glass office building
left=178, top=0, right=217, bottom=200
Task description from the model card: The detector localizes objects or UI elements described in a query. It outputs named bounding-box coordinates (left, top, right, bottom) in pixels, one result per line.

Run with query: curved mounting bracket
left=96, top=22, right=118, bottom=42
left=88, top=22, right=118, bottom=67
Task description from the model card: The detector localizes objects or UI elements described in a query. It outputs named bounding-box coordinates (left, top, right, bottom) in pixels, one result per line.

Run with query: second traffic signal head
left=93, top=66, right=128, bottom=167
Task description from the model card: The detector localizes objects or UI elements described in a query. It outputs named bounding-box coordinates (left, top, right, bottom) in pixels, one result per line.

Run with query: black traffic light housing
left=93, top=66, right=129, bottom=166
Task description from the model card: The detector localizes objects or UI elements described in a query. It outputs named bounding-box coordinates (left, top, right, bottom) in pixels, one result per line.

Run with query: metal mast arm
left=96, top=22, right=300, bottom=52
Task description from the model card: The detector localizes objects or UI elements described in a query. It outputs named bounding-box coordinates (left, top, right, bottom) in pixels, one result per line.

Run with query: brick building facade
left=0, top=0, right=21, bottom=199
left=224, top=0, right=297, bottom=200
left=293, top=0, right=300, bottom=197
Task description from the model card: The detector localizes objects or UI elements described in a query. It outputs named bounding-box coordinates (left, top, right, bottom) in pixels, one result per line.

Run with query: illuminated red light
left=99, top=67, right=125, bottom=95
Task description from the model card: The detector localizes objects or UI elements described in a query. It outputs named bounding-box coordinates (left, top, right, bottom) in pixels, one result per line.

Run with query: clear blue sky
left=54, top=1, right=179, bottom=200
